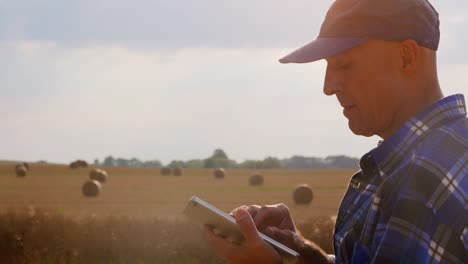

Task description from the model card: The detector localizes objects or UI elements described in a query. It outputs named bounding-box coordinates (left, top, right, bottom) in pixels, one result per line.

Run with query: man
left=204, top=0, right=467, bottom=263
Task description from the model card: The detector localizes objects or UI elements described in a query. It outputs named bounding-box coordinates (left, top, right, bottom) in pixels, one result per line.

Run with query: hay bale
left=15, top=165, right=27, bottom=177
left=213, top=168, right=226, bottom=179
left=160, top=167, right=171, bottom=176
left=89, top=168, right=108, bottom=183
left=173, top=167, right=183, bottom=176
left=76, top=160, right=88, bottom=168
left=293, top=184, right=314, bottom=205
left=82, top=180, right=102, bottom=197
left=69, top=161, right=79, bottom=169
left=70, top=160, right=88, bottom=169
left=249, top=174, right=264, bottom=186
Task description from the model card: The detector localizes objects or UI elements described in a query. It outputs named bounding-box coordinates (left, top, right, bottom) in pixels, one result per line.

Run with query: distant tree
left=283, top=156, right=326, bottom=169
left=169, top=160, right=185, bottom=168
left=211, top=149, right=229, bottom=160
left=115, top=158, right=129, bottom=167
left=260, top=157, right=282, bottom=169
left=204, top=158, right=236, bottom=169
left=142, top=160, right=162, bottom=168
left=185, top=159, right=204, bottom=168
left=203, top=148, right=234, bottom=168
left=94, top=152, right=358, bottom=169
left=227, top=159, right=237, bottom=168
left=325, top=155, right=359, bottom=169
left=237, top=157, right=281, bottom=169
left=127, top=158, right=142, bottom=167
left=203, top=158, right=215, bottom=168
left=238, top=160, right=259, bottom=169
left=102, top=156, right=116, bottom=167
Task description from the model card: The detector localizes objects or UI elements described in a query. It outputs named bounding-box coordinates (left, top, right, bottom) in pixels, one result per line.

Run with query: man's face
left=323, top=40, right=405, bottom=138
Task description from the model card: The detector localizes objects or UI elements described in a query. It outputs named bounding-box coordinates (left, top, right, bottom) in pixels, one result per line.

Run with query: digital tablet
left=182, top=196, right=300, bottom=258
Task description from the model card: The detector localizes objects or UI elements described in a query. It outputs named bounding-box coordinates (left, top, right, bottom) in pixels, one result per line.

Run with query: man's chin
left=348, top=122, right=374, bottom=137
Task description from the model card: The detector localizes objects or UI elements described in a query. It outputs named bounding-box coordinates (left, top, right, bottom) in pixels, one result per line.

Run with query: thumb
left=235, top=208, right=262, bottom=244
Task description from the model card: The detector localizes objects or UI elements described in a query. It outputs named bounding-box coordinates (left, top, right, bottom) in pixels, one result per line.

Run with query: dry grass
left=0, top=207, right=336, bottom=264
left=0, top=207, right=222, bottom=264
left=0, top=162, right=354, bottom=263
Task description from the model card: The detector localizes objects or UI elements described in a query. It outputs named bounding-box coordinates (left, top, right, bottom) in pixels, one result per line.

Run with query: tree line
left=93, top=149, right=359, bottom=169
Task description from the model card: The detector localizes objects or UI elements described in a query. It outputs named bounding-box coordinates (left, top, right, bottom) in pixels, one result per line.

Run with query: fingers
left=264, top=227, right=332, bottom=264
left=246, top=205, right=261, bottom=219
left=229, top=204, right=295, bottom=233
left=253, top=206, right=278, bottom=229
left=234, top=208, right=263, bottom=246
left=229, top=205, right=247, bottom=217
left=230, top=205, right=261, bottom=219
left=254, top=204, right=294, bottom=231
left=263, top=227, right=301, bottom=251
left=204, top=212, right=283, bottom=264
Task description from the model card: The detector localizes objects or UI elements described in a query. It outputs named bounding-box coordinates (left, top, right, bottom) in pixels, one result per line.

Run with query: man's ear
left=399, top=39, right=420, bottom=73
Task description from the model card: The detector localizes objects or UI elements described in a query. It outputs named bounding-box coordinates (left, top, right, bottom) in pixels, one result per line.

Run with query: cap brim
left=279, top=37, right=368, bottom=64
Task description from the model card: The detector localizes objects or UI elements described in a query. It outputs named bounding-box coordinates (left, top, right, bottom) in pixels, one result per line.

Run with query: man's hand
left=229, top=204, right=333, bottom=264
left=263, top=227, right=333, bottom=264
left=203, top=208, right=282, bottom=264
left=230, top=203, right=297, bottom=233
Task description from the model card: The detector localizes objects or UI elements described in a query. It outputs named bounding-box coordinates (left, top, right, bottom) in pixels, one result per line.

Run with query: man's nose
left=323, top=69, right=340, bottom=96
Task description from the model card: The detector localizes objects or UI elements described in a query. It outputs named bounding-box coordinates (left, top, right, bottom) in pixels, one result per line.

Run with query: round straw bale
left=213, top=168, right=226, bottom=179
left=249, top=174, right=264, bottom=186
left=293, top=184, right=314, bottom=205
left=173, top=167, right=183, bottom=176
left=82, top=180, right=102, bottom=197
left=89, top=168, right=108, bottom=183
left=69, top=161, right=79, bottom=169
left=15, top=165, right=27, bottom=177
left=77, top=160, right=88, bottom=168
left=160, top=167, right=171, bottom=176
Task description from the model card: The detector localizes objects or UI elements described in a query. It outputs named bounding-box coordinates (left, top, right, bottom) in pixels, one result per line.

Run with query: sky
left=1, top=0, right=467, bottom=165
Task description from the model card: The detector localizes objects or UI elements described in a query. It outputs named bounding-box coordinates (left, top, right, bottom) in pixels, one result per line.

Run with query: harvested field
left=0, top=162, right=354, bottom=263
left=0, top=163, right=353, bottom=221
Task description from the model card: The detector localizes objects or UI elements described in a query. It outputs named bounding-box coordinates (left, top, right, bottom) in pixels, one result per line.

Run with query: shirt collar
left=367, top=94, right=467, bottom=179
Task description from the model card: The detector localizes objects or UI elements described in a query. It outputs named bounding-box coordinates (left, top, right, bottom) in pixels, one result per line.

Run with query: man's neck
left=379, top=83, right=443, bottom=140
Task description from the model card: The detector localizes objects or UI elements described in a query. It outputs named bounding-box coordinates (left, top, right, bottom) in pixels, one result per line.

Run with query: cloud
left=1, top=40, right=382, bottom=163
left=1, top=1, right=465, bottom=65
left=1, top=39, right=465, bottom=164
left=0, top=0, right=332, bottom=48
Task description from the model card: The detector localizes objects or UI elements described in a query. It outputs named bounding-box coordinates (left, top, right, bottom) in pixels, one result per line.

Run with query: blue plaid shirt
left=332, top=94, right=467, bottom=264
